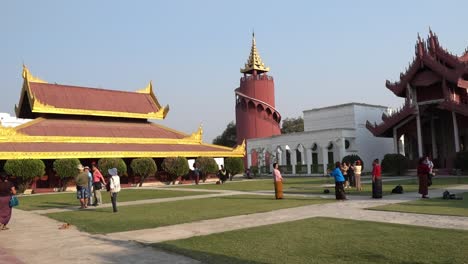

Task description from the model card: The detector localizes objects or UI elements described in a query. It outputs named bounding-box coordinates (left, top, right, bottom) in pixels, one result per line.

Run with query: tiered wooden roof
left=367, top=31, right=468, bottom=137
left=0, top=66, right=244, bottom=159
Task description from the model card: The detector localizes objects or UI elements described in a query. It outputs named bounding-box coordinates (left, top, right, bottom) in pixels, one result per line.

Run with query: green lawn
left=17, top=189, right=212, bottom=211
left=155, top=217, right=468, bottom=264
left=46, top=195, right=332, bottom=234
left=370, top=192, right=468, bottom=217
left=175, top=177, right=334, bottom=191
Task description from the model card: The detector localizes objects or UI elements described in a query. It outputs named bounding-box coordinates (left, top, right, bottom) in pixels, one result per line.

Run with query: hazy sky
left=1, top=0, right=467, bottom=143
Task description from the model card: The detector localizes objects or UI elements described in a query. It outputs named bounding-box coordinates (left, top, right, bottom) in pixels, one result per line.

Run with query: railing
left=279, top=165, right=292, bottom=174
left=240, top=75, right=274, bottom=82
left=295, top=164, right=308, bottom=174
left=310, top=164, right=324, bottom=174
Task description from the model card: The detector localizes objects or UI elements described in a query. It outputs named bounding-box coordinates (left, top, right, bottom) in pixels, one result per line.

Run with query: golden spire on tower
left=240, top=32, right=270, bottom=74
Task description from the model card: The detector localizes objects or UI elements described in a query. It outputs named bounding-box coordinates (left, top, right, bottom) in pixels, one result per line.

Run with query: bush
left=53, top=158, right=80, bottom=191
left=98, top=158, right=127, bottom=177
left=195, top=157, right=219, bottom=182
left=161, top=157, right=189, bottom=184
left=342, top=154, right=364, bottom=171
left=381, top=154, right=408, bottom=175
left=131, top=158, right=157, bottom=187
left=249, top=166, right=258, bottom=177
left=225, top=157, right=245, bottom=176
left=4, top=159, right=45, bottom=193
left=455, top=151, right=468, bottom=171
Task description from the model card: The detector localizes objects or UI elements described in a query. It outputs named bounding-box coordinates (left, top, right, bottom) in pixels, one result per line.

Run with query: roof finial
left=240, top=32, right=270, bottom=74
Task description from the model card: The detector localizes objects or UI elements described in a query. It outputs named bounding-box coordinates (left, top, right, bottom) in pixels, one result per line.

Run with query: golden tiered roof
left=240, top=33, right=270, bottom=74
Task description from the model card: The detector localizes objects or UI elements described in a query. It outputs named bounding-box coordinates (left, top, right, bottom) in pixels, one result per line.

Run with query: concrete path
left=0, top=209, right=200, bottom=264
left=107, top=185, right=468, bottom=244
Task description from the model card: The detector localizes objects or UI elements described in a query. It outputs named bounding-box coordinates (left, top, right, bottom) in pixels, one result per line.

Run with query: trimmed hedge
left=224, top=157, right=245, bottom=176
left=342, top=154, right=364, bottom=171
left=162, top=157, right=189, bottom=184
left=195, top=157, right=219, bottom=182
left=381, top=154, right=408, bottom=175
left=4, top=159, right=46, bottom=193
left=98, top=158, right=127, bottom=177
left=455, top=151, right=468, bottom=171
left=131, top=158, right=157, bottom=187
left=53, top=158, right=81, bottom=191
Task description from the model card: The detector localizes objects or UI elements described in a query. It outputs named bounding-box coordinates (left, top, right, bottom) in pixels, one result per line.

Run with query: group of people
left=330, top=159, right=381, bottom=200
left=75, top=163, right=121, bottom=212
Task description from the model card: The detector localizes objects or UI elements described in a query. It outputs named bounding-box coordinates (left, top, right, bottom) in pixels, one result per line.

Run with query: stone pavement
left=1, top=180, right=467, bottom=264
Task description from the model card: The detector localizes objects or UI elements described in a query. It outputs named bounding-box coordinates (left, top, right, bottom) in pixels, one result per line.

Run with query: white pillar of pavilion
left=393, top=127, right=398, bottom=154
left=321, top=146, right=329, bottom=175
left=291, top=149, right=297, bottom=175
left=306, top=148, right=312, bottom=174
left=430, top=117, right=438, bottom=159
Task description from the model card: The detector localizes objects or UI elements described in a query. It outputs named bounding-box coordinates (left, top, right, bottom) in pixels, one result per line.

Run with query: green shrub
left=53, top=158, right=80, bottom=191
left=98, top=158, right=127, bottom=177
left=195, top=157, right=219, bottom=182
left=131, top=158, right=157, bottom=187
left=455, top=151, right=468, bottom=171
left=342, top=154, right=364, bottom=171
left=249, top=166, right=259, bottom=177
left=161, top=157, right=189, bottom=184
left=225, top=157, right=245, bottom=176
left=4, top=159, right=45, bottom=193
left=381, top=154, right=408, bottom=175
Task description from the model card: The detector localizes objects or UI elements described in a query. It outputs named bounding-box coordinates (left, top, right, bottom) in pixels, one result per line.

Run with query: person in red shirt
left=417, top=157, right=430, bottom=198
left=91, top=164, right=107, bottom=206
left=372, top=159, right=382, bottom=198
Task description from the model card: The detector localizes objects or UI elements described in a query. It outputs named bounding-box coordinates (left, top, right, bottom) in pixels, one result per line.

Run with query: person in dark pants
left=372, top=159, right=382, bottom=199
left=330, top=162, right=346, bottom=200
left=108, top=168, right=121, bottom=213
left=193, top=163, right=200, bottom=185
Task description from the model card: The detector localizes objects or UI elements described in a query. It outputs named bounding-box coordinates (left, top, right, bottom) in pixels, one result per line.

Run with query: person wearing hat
left=108, top=168, right=121, bottom=213
left=75, top=164, right=90, bottom=209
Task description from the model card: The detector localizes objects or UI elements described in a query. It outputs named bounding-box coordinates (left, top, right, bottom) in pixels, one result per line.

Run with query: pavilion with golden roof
left=0, top=66, right=244, bottom=188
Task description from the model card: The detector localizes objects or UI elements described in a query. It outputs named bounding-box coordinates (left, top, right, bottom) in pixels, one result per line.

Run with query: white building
left=0, top=113, right=30, bottom=127
left=246, top=103, right=394, bottom=174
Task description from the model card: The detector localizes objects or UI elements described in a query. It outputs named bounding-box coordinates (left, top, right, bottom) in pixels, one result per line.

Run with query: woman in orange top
left=272, top=163, right=284, bottom=199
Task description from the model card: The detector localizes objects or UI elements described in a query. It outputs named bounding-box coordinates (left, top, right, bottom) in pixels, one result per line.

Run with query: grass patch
left=175, top=177, right=334, bottom=191
left=155, top=217, right=468, bottom=264
left=370, top=192, right=468, bottom=217
left=17, top=189, right=212, bottom=211
left=46, top=195, right=332, bottom=234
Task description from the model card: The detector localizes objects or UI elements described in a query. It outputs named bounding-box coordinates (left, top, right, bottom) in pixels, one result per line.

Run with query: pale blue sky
left=1, top=0, right=467, bottom=142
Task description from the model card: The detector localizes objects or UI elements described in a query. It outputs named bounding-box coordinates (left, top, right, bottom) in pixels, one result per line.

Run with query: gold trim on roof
left=184, top=124, right=203, bottom=143
left=0, top=150, right=245, bottom=160
left=240, top=33, right=270, bottom=74
left=18, top=66, right=170, bottom=120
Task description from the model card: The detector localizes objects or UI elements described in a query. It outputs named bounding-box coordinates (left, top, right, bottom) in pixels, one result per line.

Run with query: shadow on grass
left=218, top=196, right=318, bottom=201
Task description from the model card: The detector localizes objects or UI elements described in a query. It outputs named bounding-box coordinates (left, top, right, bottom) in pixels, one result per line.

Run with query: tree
left=195, top=157, right=219, bottom=182
left=53, top=158, right=80, bottom=191
left=131, top=158, right=157, bottom=187
left=224, top=157, right=245, bottom=176
left=281, top=117, right=304, bottom=134
left=161, top=157, right=190, bottom=184
left=382, top=154, right=408, bottom=176
left=212, top=121, right=237, bottom=147
left=342, top=154, right=364, bottom=171
left=4, top=159, right=46, bottom=193
left=98, top=158, right=127, bottom=177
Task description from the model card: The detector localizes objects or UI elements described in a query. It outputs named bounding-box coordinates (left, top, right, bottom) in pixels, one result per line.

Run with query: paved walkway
left=2, top=180, right=467, bottom=264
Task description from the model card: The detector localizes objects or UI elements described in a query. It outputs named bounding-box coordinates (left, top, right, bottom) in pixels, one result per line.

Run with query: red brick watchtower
left=235, top=34, right=281, bottom=163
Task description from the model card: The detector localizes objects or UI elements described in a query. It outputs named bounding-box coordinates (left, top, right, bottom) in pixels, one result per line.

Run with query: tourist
left=108, top=168, right=121, bottom=213
left=218, top=165, right=228, bottom=184
left=371, top=159, right=382, bottom=198
left=354, top=160, right=363, bottom=191
left=0, top=172, right=16, bottom=230
left=330, top=162, right=346, bottom=200
left=84, top=166, right=93, bottom=206
left=417, top=157, right=430, bottom=199
left=341, top=162, right=349, bottom=189
left=272, top=162, right=283, bottom=199
left=193, top=163, right=200, bottom=185
left=76, top=164, right=90, bottom=209
left=347, top=162, right=355, bottom=188
left=91, top=164, right=106, bottom=206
